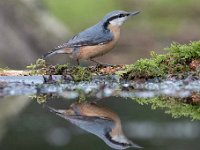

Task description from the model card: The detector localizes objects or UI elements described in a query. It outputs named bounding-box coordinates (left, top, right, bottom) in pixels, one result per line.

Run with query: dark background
left=0, top=97, right=200, bottom=150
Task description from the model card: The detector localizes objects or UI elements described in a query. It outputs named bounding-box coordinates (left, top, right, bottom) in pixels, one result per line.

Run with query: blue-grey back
left=54, top=22, right=113, bottom=50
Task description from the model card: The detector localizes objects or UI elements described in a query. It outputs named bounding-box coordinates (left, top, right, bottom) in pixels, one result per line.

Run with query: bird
left=47, top=102, right=142, bottom=149
left=43, top=10, right=140, bottom=65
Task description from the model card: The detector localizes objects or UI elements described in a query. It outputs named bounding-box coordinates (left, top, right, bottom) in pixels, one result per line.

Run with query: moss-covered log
left=1, top=41, right=199, bottom=80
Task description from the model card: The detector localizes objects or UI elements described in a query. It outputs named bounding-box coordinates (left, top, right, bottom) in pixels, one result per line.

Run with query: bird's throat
left=107, top=24, right=121, bottom=41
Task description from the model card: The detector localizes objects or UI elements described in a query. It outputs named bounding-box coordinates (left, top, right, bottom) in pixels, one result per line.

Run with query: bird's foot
left=97, top=63, right=117, bottom=68
left=90, top=59, right=117, bottom=68
left=76, top=59, right=80, bottom=66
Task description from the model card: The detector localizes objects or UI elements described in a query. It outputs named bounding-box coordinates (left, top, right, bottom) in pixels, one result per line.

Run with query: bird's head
left=102, top=10, right=140, bottom=28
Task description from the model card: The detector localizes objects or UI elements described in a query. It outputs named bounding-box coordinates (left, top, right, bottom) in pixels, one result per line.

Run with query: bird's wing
left=53, top=23, right=113, bottom=50
left=63, top=115, right=114, bottom=137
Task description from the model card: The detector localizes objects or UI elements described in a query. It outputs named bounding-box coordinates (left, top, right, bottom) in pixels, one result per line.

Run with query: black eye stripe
left=118, top=13, right=129, bottom=18
left=103, top=13, right=128, bottom=28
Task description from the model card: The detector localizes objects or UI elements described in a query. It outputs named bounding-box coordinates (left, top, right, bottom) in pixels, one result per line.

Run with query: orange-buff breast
left=77, top=25, right=120, bottom=60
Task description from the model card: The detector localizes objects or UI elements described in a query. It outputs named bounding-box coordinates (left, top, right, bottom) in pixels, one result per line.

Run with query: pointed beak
left=131, top=142, right=143, bottom=149
left=46, top=106, right=66, bottom=114
left=128, top=11, right=141, bottom=17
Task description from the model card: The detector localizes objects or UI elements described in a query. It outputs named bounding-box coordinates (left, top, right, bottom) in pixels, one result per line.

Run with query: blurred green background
left=0, top=0, right=200, bottom=68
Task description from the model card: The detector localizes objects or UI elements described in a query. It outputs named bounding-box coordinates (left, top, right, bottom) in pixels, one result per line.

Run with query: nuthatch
left=43, top=10, right=140, bottom=65
left=48, top=102, right=142, bottom=149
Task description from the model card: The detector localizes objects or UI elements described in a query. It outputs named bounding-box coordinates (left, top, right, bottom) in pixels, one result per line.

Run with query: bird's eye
left=118, top=14, right=124, bottom=18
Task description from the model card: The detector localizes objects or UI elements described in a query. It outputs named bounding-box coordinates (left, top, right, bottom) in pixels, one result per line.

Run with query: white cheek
left=110, top=17, right=127, bottom=26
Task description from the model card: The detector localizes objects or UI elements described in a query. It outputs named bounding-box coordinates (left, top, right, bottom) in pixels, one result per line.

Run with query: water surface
left=0, top=76, right=199, bottom=150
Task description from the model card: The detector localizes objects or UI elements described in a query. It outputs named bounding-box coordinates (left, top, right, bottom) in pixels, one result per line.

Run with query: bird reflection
left=48, top=101, right=141, bottom=149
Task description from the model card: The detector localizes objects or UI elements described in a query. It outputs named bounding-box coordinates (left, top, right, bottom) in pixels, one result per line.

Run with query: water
left=0, top=76, right=200, bottom=150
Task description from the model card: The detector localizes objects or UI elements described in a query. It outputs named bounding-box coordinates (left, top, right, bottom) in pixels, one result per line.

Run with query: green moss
left=135, top=97, right=200, bottom=120
left=166, top=41, right=200, bottom=61
left=49, top=64, right=92, bottom=81
left=26, top=59, right=92, bottom=81
left=0, top=67, right=10, bottom=71
left=126, top=58, right=166, bottom=78
left=30, top=95, right=47, bottom=104
left=54, top=64, right=69, bottom=74
left=123, top=41, right=200, bottom=79
left=26, top=59, right=47, bottom=75
left=71, top=66, right=92, bottom=82
left=26, top=59, right=46, bottom=70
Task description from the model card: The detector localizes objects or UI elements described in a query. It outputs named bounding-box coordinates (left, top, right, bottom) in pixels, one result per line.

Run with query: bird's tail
left=42, top=48, right=72, bottom=59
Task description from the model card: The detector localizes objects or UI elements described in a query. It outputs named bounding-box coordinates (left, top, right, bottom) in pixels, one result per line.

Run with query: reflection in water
left=47, top=102, right=141, bottom=149
left=0, top=77, right=200, bottom=149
